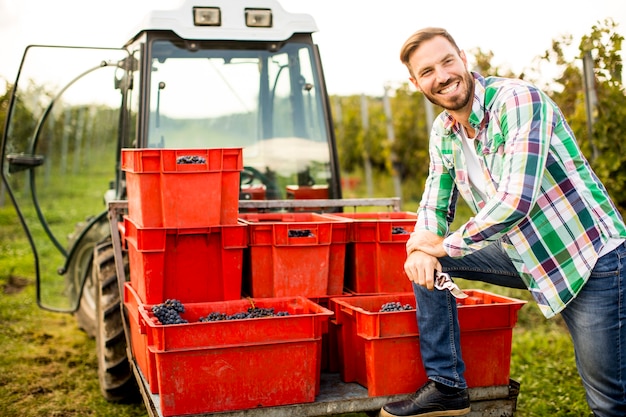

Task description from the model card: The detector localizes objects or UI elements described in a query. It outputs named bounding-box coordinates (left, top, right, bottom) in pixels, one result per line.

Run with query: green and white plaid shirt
left=417, top=72, right=626, bottom=318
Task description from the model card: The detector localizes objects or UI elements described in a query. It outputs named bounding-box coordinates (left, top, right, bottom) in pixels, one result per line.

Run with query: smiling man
left=379, top=27, right=626, bottom=417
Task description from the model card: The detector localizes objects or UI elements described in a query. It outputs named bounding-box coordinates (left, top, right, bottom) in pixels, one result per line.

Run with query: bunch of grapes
left=379, top=301, right=414, bottom=312
left=391, top=226, right=409, bottom=235
left=151, top=299, right=292, bottom=324
left=288, top=229, right=314, bottom=237
left=152, top=299, right=188, bottom=324
left=199, top=307, right=290, bottom=322
left=176, top=155, right=206, bottom=164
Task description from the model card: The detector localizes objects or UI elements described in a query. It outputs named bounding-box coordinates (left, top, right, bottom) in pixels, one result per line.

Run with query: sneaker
left=379, top=380, right=471, bottom=417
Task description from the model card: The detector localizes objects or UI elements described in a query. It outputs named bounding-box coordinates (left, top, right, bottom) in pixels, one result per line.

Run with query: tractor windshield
left=141, top=38, right=337, bottom=200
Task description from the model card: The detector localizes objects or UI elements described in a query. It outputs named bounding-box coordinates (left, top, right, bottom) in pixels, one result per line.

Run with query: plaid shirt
left=417, top=73, right=626, bottom=318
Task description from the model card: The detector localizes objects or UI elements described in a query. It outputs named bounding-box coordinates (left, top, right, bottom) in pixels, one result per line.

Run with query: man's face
left=408, top=36, right=473, bottom=112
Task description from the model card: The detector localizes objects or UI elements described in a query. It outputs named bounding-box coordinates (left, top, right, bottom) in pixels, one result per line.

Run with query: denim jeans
left=412, top=240, right=626, bottom=417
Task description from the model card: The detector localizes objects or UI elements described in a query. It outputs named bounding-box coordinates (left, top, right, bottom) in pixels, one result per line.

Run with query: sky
left=0, top=0, right=625, bottom=96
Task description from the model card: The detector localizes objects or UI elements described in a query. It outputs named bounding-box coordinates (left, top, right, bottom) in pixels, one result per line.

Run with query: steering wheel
left=240, top=166, right=280, bottom=199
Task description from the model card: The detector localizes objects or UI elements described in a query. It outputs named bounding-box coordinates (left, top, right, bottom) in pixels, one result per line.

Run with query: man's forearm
left=406, top=229, right=447, bottom=258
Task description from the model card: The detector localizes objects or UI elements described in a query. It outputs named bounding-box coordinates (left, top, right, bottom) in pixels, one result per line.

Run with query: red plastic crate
left=123, top=283, right=159, bottom=393
left=285, top=185, right=330, bottom=211
left=124, top=216, right=247, bottom=304
left=330, top=290, right=527, bottom=396
left=327, top=212, right=417, bottom=293
left=285, top=185, right=329, bottom=199
left=138, top=296, right=333, bottom=416
left=238, top=212, right=351, bottom=298
left=122, top=148, right=243, bottom=227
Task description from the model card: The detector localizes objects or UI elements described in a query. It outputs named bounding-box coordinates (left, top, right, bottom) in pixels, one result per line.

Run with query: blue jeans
left=412, top=240, right=626, bottom=417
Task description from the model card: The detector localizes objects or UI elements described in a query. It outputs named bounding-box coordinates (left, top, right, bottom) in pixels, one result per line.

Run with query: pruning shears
left=434, top=271, right=468, bottom=299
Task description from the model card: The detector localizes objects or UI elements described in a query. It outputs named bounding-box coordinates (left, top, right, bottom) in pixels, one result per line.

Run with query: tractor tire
left=93, top=239, right=139, bottom=402
left=71, top=217, right=111, bottom=338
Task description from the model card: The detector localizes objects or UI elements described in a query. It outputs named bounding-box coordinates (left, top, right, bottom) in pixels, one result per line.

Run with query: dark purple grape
left=176, top=155, right=206, bottom=164
left=288, top=229, right=314, bottom=238
left=379, top=301, right=414, bottom=312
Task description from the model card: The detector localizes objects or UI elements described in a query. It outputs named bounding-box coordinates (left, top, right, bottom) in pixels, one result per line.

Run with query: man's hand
left=406, top=230, right=446, bottom=258
left=404, top=250, right=441, bottom=290
left=404, top=230, right=446, bottom=290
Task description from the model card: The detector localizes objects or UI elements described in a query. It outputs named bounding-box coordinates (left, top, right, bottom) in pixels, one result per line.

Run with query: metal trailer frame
left=107, top=199, right=520, bottom=417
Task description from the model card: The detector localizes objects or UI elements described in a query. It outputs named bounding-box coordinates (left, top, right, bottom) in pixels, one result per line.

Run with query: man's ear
left=409, top=77, right=421, bottom=92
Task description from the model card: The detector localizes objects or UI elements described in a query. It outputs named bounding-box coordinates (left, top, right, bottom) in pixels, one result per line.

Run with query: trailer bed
left=133, top=359, right=520, bottom=417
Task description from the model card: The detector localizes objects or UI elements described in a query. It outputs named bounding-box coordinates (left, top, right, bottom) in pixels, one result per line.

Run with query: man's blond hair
left=399, top=27, right=461, bottom=78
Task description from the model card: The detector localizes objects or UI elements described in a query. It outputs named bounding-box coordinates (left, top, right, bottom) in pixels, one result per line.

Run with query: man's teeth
left=440, top=82, right=458, bottom=94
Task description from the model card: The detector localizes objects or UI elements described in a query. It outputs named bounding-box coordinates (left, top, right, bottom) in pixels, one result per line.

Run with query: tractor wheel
left=93, top=240, right=139, bottom=402
left=71, top=217, right=110, bottom=338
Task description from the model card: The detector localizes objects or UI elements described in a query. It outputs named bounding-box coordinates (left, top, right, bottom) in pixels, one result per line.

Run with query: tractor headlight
left=193, top=7, right=221, bottom=26
left=245, top=8, right=272, bottom=28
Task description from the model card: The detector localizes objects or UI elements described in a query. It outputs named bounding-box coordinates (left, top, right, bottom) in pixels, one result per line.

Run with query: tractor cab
left=122, top=3, right=340, bottom=201
left=0, top=0, right=341, bottom=312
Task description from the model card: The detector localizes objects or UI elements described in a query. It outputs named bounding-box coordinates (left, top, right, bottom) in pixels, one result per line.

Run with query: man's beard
left=423, top=72, right=474, bottom=111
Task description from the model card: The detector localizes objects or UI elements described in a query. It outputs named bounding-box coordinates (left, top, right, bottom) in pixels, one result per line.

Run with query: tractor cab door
left=0, top=45, right=130, bottom=312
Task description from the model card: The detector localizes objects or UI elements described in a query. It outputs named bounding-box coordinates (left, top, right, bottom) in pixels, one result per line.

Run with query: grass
left=0, top=171, right=594, bottom=416
left=0, top=202, right=147, bottom=417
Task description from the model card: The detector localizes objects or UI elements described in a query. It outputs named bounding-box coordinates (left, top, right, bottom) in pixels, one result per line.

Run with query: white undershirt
left=459, top=128, right=488, bottom=202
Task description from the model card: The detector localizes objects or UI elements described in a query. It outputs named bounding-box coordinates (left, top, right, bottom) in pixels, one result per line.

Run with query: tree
left=388, top=83, right=430, bottom=201
left=538, top=19, right=626, bottom=213
left=332, top=95, right=388, bottom=174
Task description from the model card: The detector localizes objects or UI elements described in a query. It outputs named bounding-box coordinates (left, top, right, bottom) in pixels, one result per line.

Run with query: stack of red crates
left=120, top=148, right=333, bottom=416
left=319, top=211, right=527, bottom=396
left=328, top=291, right=527, bottom=396
left=124, top=283, right=332, bottom=415
left=121, top=148, right=248, bottom=305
